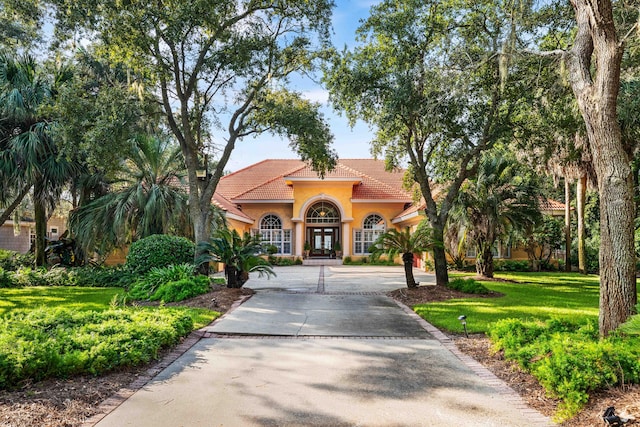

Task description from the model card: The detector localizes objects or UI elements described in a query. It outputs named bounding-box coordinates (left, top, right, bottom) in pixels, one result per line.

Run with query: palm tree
left=0, top=52, right=80, bottom=265
left=371, top=224, right=436, bottom=288
left=197, top=228, right=275, bottom=288
left=69, top=135, right=193, bottom=257
left=453, top=153, right=541, bottom=277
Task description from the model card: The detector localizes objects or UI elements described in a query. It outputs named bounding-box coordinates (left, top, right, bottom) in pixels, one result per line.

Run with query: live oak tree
left=325, top=0, right=532, bottom=286
left=533, top=0, right=639, bottom=335
left=46, top=0, right=337, bottom=270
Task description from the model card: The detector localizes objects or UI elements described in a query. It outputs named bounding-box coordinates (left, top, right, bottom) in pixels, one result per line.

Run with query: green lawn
left=0, top=286, right=219, bottom=328
left=415, top=272, right=608, bottom=334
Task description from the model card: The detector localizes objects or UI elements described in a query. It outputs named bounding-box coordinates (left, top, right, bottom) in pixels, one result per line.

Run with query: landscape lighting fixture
left=458, top=315, right=468, bottom=338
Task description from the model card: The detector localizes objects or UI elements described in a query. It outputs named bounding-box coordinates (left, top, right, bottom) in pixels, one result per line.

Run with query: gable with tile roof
left=214, top=158, right=414, bottom=259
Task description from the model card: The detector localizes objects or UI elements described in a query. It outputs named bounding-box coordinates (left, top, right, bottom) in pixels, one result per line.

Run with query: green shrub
left=0, top=307, right=193, bottom=387
left=343, top=256, right=352, bottom=264
left=150, top=275, right=211, bottom=303
left=494, top=260, right=530, bottom=272
left=489, top=318, right=640, bottom=421
left=42, top=267, right=76, bottom=286
left=126, top=234, right=195, bottom=275
left=447, top=278, right=490, bottom=294
left=618, top=304, right=640, bottom=336
left=11, top=267, right=48, bottom=287
left=73, top=266, right=137, bottom=288
left=0, top=250, right=33, bottom=271
left=0, top=268, right=15, bottom=288
left=271, top=257, right=296, bottom=266
left=294, top=257, right=303, bottom=265
left=128, top=264, right=196, bottom=300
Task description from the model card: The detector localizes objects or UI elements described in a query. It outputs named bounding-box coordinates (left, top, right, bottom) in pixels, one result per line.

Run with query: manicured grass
left=0, top=286, right=124, bottom=314
left=0, top=287, right=219, bottom=329
left=415, top=272, right=605, bottom=334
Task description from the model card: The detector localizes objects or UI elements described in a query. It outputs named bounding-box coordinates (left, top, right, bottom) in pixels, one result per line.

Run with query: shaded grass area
left=415, top=272, right=602, bottom=333
left=0, top=287, right=219, bottom=329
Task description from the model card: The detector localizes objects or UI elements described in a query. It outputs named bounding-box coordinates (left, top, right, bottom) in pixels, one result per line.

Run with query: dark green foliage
left=489, top=318, right=640, bottom=419
left=0, top=268, right=14, bottom=288
left=493, top=260, right=531, bottom=272
left=126, top=234, right=194, bottom=275
left=197, top=229, right=275, bottom=288
left=127, top=263, right=196, bottom=300
left=0, top=250, right=33, bottom=270
left=73, top=266, right=137, bottom=288
left=619, top=304, right=640, bottom=336
left=446, top=278, right=490, bottom=294
left=0, top=265, right=137, bottom=288
left=150, top=275, right=211, bottom=303
left=0, top=307, right=193, bottom=388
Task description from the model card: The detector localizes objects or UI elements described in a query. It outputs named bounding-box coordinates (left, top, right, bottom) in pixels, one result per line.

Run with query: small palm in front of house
left=197, top=229, right=275, bottom=288
left=371, top=224, right=437, bottom=288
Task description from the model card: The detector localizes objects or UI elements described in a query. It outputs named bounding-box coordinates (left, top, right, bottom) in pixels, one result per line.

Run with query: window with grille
left=306, top=202, right=339, bottom=224
left=259, top=214, right=291, bottom=254
left=353, top=214, right=386, bottom=254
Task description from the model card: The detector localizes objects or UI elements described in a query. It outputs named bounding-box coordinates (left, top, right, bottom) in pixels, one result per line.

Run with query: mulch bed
left=1, top=283, right=638, bottom=426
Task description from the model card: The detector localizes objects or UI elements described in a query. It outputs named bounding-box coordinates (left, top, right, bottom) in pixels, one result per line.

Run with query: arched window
left=258, top=214, right=291, bottom=254
left=354, top=214, right=386, bottom=254
left=261, top=214, right=282, bottom=230
left=306, top=201, right=340, bottom=224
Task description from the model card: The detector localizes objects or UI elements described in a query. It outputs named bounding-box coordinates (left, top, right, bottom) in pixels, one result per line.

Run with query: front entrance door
left=308, top=227, right=338, bottom=257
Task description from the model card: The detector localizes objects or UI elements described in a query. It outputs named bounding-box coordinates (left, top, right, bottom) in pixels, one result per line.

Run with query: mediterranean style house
left=213, top=158, right=419, bottom=262
left=213, top=158, right=568, bottom=268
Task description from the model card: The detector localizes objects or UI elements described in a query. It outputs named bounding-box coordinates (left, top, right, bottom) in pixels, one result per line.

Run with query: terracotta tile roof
left=216, top=159, right=304, bottom=200
left=539, top=198, right=566, bottom=211
left=212, top=193, right=253, bottom=222
left=216, top=159, right=413, bottom=202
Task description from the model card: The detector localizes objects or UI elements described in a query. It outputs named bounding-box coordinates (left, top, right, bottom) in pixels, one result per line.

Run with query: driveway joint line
left=316, top=264, right=325, bottom=293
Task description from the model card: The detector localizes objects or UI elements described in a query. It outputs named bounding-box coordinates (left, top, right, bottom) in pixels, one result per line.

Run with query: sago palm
left=371, top=224, right=436, bottom=288
left=197, top=228, right=275, bottom=288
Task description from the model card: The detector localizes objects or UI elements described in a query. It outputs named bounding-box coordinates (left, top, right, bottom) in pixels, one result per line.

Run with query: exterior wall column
left=342, top=221, right=351, bottom=257
left=294, top=221, right=303, bottom=257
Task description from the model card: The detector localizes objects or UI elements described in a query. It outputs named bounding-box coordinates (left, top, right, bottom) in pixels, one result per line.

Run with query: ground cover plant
left=412, top=271, right=639, bottom=421
left=0, top=264, right=138, bottom=288
left=490, top=317, right=640, bottom=420
left=0, top=308, right=194, bottom=388
left=0, top=282, right=221, bottom=391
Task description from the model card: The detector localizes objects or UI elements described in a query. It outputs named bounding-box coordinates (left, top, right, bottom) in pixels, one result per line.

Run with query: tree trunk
left=577, top=174, right=587, bottom=274
left=476, top=245, right=494, bottom=278
left=567, top=0, right=637, bottom=335
left=402, top=252, right=418, bottom=288
left=431, top=223, right=449, bottom=286
left=564, top=178, right=572, bottom=272
left=34, top=192, right=47, bottom=267
left=0, top=184, right=31, bottom=226
left=225, top=265, right=239, bottom=288
left=193, top=204, right=211, bottom=275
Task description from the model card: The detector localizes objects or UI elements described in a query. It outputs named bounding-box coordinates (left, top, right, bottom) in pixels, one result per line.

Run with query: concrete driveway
left=93, top=266, right=551, bottom=427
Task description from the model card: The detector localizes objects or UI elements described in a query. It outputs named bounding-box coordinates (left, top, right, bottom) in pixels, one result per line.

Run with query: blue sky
left=225, top=0, right=380, bottom=172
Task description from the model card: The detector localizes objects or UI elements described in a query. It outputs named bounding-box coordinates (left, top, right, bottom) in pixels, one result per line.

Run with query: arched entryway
left=305, top=201, right=340, bottom=258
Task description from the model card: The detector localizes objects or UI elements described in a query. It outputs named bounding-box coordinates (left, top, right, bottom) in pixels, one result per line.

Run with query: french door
left=308, top=227, right=338, bottom=257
